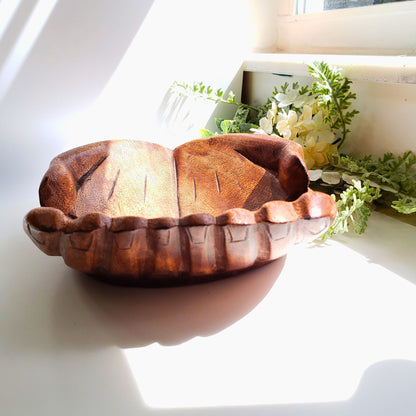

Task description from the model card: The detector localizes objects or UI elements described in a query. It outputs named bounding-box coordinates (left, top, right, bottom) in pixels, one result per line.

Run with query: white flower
left=308, top=169, right=341, bottom=185
left=269, top=100, right=278, bottom=120
left=250, top=127, right=266, bottom=134
left=276, top=90, right=298, bottom=108
left=276, top=90, right=315, bottom=109
left=251, top=100, right=278, bottom=135
left=304, top=111, right=335, bottom=145
left=301, top=136, right=338, bottom=169
left=322, top=171, right=341, bottom=184
left=259, top=116, right=273, bottom=134
left=276, top=110, right=299, bottom=139
left=309, top=169, right=323, bottom=181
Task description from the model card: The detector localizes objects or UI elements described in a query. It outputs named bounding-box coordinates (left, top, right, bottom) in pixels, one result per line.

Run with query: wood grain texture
left=25, top=134, right=337, bottom=286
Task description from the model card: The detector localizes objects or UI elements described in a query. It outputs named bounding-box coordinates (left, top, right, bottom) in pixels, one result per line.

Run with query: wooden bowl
left=24, top=134, right=337, bottom=286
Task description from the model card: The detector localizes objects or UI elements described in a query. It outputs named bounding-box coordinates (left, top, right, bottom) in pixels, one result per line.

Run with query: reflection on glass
left=297, top=0, right=411, bottom=14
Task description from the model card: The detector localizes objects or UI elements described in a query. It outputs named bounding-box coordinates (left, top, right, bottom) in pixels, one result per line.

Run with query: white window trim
left=243, top=53, right=416, bottom=85
left=274, top=0, right=416, bottom=56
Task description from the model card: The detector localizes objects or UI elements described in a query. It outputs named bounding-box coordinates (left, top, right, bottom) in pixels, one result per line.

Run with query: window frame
left=274, top=0, right=416, bottom=56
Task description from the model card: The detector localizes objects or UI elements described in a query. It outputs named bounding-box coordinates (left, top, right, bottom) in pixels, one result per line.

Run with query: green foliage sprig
left=171, top=81, right=239, bottom=105
left=170, top=81, right=270, bottom=135
left=310, top=150, right=416, bottom=238
left=308, top=61, right=359, bottom=149
left=329, top=151, right=416, bottom=214
left=322, top=180, right=382, bottom=240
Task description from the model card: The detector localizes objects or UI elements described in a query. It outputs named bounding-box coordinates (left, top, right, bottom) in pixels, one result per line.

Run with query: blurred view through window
left=296, top=0, right=411, bottom=14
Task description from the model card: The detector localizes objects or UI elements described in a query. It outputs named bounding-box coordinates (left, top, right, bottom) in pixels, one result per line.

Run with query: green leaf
left=233, top=106, right=250, bottom=123
left=215, top=117, right=224, bottom=130
left=238, top=123, right=259, bottom=133
left=199, top=129, right=215, bottom=138
left=227, top=91, right=236, bottom=103
left=279, top=82, right=289, bottom=94
left=220, top=119, right=232, bottom=134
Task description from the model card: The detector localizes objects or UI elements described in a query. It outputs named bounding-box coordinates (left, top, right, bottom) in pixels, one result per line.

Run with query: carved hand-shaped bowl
left=24, top=134, right=337, bottom=286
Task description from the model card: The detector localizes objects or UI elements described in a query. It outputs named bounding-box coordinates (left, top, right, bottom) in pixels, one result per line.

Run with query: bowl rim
left=25, top=188, right=337, bottom=235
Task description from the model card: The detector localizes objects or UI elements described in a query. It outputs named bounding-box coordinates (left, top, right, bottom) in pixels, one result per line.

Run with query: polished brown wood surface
left=25, top=134, right=337, bottom=286
left=39, top=140, right=178, bottom=219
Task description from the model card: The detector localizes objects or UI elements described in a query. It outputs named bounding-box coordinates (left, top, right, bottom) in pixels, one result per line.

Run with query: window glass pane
left=297, top=0, right=411, bottom=14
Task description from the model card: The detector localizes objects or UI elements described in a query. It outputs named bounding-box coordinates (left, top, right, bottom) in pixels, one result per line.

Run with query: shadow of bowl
left=72, top=257, right=286, bottom=348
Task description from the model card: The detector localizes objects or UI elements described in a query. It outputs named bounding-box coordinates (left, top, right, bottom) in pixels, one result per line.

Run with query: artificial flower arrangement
left=171, top=62, right=416, bottom=239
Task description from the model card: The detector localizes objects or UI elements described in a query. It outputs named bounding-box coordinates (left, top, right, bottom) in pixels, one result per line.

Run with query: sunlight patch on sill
left=121, top=236, right=416, bottom=409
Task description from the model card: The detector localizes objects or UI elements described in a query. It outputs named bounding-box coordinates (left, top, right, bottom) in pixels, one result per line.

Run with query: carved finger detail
left=224, top=225, right=257, bottom=272
left=185, top=225, right=216, bottom=277
left=186, top=226, right=208, bottom=245
left=69, top=232, right=93, bottom=251
left=265, top=223, right=289, bottom=241
left=114, top=231, right=135, bottom=250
